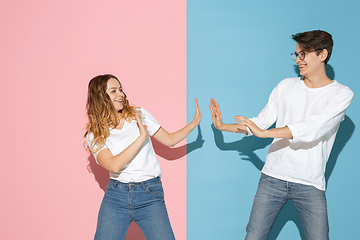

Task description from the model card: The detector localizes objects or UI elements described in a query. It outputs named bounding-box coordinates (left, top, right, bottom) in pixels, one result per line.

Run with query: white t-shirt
left=86, top=108, right=162, bottom=183
left=248, top=77, right=354, bottom=191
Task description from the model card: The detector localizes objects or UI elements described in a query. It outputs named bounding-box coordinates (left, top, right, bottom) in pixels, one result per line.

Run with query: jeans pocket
left=259, top=173, right=278, bottom=184
left=143, top=182, right=163, bottom=194
left=105, top=180, right=117, bottom=191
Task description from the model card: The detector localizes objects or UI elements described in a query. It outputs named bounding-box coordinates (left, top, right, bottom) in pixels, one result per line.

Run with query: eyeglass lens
left=291, top=51, right=305, bottom=61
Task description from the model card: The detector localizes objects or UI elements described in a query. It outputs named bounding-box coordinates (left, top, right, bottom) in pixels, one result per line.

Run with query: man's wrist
left=214, top=123, right=224, bottom=131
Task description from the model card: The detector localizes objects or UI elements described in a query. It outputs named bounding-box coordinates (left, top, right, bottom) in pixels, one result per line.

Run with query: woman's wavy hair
left=84, top=74, right=137, bottom=152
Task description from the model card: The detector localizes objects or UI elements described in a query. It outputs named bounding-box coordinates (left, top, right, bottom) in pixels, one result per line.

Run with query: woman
left=85, top=74, right=201, bottom=240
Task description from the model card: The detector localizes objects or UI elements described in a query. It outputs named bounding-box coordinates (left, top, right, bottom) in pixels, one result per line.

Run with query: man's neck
left=303, top=68, right=333, bottom=88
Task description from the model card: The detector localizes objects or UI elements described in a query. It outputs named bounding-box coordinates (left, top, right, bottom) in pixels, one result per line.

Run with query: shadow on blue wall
left=211, top=114, right=354, bottom=239
left=86, top=126, right=204, bottom=240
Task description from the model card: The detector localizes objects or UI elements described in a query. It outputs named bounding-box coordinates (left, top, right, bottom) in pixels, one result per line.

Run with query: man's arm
left=286, top=87, right=354, bottom=143
left=235, top=116, right=293, bottom=139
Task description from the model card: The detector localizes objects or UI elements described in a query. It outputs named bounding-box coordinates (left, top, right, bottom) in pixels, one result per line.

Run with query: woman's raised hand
left=192, top=98, right=202, bottom=126
left=135, top=112, right=149, bottom=139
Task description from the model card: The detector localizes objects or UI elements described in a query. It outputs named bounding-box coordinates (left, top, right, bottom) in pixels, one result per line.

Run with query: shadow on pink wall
left=86, top=126, right=204, bottom=239
left=152, top=126, right=204, bottom=160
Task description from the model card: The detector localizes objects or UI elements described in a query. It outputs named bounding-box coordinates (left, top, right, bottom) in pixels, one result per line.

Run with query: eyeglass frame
left=290, top=49, right=324, bottom=61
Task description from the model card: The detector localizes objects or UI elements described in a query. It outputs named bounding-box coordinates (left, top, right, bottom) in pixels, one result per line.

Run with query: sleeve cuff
left=150, top=125, right=161, bottom=137
left=244, top=126, right=253, bottom=137
left=94, top=146, right=107, bottom=165
left=286, top=124, right=299, bottom=143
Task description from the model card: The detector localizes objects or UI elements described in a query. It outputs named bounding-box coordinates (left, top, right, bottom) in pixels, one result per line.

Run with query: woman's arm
left=152, top=98, right=202, bottom=147
left=96, top=113, right=149, bottom=172
left=209, top=98, right=248, bottom=134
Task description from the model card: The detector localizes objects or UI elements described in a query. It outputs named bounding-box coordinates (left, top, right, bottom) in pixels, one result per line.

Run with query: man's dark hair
left=292, top=30, right=333, bottom=64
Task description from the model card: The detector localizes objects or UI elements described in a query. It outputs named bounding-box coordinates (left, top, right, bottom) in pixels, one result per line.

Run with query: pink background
left=0, top=0, right=187, bottom=239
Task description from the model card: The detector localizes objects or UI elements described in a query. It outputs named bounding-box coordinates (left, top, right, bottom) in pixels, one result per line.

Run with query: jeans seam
left=265, top=200, right=287, bottom=239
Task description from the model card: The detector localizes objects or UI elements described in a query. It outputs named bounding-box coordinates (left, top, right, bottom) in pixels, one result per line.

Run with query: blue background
left=187, top=0, right=360, bottom=239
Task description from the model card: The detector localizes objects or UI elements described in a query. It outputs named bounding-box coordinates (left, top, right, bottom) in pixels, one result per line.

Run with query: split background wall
left=0, top=0, right=359, bottom=240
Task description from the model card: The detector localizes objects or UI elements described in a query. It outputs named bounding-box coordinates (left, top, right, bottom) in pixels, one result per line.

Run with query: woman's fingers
left=135, top=112, right=142, bottom=124
left=193, top=98, right=202, bottom=125
left=135, top=112, right=149, bottom=137
left=195, top=98, right=199, bottom=112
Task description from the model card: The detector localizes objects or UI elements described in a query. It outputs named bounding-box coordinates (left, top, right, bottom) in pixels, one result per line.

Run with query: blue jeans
left=94, top=177, right=175, bottom=240
left=245, top=174, right=329, bottom=240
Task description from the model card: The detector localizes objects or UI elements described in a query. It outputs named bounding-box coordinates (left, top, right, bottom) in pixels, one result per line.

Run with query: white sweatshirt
left=249, top=77, right=354, bottom=191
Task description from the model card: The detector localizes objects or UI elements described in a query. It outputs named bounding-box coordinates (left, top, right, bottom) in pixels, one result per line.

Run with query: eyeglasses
left=291, top=49, right=323, bottom=61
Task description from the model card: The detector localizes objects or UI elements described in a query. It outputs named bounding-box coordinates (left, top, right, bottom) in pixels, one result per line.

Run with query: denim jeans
left=245, top=174, right=329, bottom=240
left=94, top=177, right=175, bottom=240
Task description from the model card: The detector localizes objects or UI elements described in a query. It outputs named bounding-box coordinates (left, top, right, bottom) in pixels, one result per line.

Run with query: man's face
left=295, top=44, right=324, bottom=77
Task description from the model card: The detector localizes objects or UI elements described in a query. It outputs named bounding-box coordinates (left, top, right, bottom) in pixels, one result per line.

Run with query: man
left=209, top=30, right=354, bottom=240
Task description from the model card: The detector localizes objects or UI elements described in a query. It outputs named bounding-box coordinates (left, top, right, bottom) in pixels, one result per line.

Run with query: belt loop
left=112, top=179, right=118, bottom=188
left=141, top=180, right=146, bottom=190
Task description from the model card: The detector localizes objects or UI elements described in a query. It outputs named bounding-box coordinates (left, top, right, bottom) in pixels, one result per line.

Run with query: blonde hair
left=84, top=74, right=137, bottom=152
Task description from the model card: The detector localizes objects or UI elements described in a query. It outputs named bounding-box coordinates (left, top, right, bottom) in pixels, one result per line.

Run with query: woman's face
left=106, top=78, right=125, bottom=112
